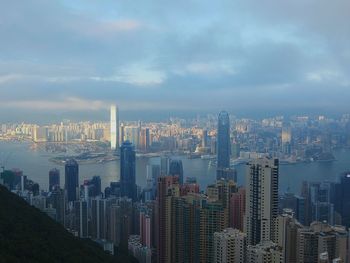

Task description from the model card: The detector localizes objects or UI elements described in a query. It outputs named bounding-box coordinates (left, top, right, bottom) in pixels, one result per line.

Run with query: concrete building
left=213, top=228, right=247, bottom=263
left=245, top=158, right=279, bottom=245
left=247, top=241, right=283, bottom=263
left=296, top=222, right=348, bottom=263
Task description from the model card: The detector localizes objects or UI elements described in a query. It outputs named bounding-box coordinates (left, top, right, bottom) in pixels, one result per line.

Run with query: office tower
left=83, top=176, right=102, bottom=198
left=48, top=186, right=65, bottom=225
left=245, top=158, right=279, bottom=245
left=124, top=126, right=140, bottom=149
left=120, top=141, right=137, bottom=201
left=217, top=168, right=237, bottom=182
left=229, top=187, right=246, bottom=231
left=147, top=163, right=161, bottom=200
left=156, top=176, right=179, bottom=263
left=169, top=159, right=184, bottom=184
left=296, top=222, right=348, bottom=262
left=281, top=127, right=292, bottom=154
left=217, top=111, right=231, bottom=179
left=247, top=241, right=283, bottom=263
left=160, top=156, right=169, bottom=175
left=279, top=192, right=306, bottom=225
left=65, top=159, right=79, bottom=202
left=74, top=200, right=88, bottom=238
left=275, top=212, right=303, bottom=263
left=231, top=142, right=240, bottom=159
left=49, top=168, right=60, bottom=191
left=301, top=181, right=313, bottom=226
left=110, top=105, right=119, bottom=150
left=335, top=172, right=350, bottom=228
left=213, top=228, right=247, bottom=263
left=202, top=129, right=208, bottom=147
left=140, top=128, right=150, bottom=152
left=307, top=182, right=335, bottom=225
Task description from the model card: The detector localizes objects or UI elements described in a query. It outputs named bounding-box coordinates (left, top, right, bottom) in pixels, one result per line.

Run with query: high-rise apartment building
left=156, top=176, right=180, bottom=263
left=230, top=187, right=246, bottom=231
left=296, top=222, right=348, bottom=263
left=213, top=228, right=247, bottom=263
left=199, top=201, right=228, bottom=262
left=247, top=241, right=283, bottom=263
left=74, top=200, right=88, bottom=238
left=245, top=158, right=279, bottom=245
left=275, top=212, right=303, bottom=263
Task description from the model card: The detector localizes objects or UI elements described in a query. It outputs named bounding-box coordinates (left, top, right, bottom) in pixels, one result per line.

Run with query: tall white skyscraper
left=244, top=157, right=279, bottom=246
left=110, top=105, right=119, bottom=150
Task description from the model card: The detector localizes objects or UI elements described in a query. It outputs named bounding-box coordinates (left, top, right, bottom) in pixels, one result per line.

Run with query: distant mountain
left=0, top=185, right=138, bottom=263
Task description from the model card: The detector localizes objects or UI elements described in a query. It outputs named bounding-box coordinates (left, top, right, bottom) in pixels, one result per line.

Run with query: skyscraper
left=217, top=111, right=231, bottom=180
left=229, top=187, right=246, bottom=231
left=49, top=168, right=60, bottom=192
left=74, top=200, right=88, bottom=238
left=120, top=141, right=137, bottom=201
left=169, top=159, right=184, bottom=184
left=202, top=129, right=208, bottom=148
left=156, top=176, right=179, bottom=263
left=110, top=105, right=119, bottom=150
left=65, top=159, right=79, bottom=202
left=335, top=172, right=350, bottom=228
left=245, top=158, right=279, bottom=245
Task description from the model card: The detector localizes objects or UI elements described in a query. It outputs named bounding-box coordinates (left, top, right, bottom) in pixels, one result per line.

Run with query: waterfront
left=0, top=141, right=349, bottom=194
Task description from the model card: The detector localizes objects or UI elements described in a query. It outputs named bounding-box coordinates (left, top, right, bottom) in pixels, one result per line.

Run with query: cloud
left=0, top=74, right=24, bottom=84
left=180, top=61, right=236, bottom=76
left=0, top=0, right=349, bottom=120
left=0, top=98, right=106, bottom=111
left=91, top=63, right=166, bottom=86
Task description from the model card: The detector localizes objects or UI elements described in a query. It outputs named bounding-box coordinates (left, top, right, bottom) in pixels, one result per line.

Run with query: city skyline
left=1, top=1, right=350, bottom=262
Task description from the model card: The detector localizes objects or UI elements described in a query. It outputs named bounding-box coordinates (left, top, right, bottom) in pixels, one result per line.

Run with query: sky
left=0, top=0, right=349, bottom=122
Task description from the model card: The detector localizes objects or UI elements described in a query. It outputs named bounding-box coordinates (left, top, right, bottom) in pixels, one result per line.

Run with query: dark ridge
left=0, top=185, right=138, bottom=263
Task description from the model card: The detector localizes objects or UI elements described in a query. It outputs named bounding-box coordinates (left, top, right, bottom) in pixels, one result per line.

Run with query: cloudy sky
left=0, top=0, right=349, bottom=121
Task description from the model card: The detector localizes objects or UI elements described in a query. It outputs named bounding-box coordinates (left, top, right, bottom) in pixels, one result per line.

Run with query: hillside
left=0, top=185, right=137, bottom=263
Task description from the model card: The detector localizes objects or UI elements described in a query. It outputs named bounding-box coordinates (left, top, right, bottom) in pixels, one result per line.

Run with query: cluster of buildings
left=2, top=109, right=350, bottom=163
left=1, top=110, right=350, bottom=262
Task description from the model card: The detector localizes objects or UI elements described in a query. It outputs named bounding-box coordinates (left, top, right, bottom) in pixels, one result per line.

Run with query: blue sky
left=0, top=0, right=349, bottom=121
